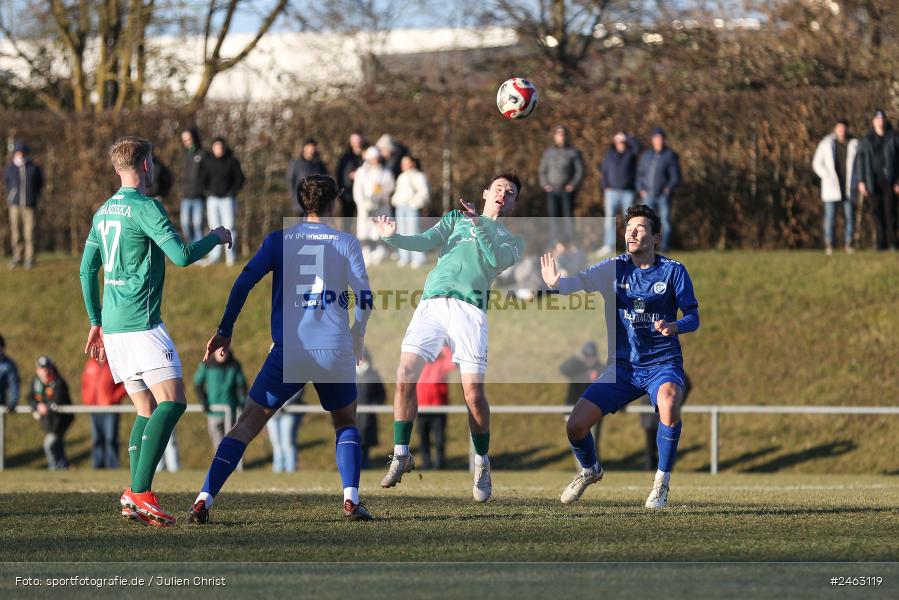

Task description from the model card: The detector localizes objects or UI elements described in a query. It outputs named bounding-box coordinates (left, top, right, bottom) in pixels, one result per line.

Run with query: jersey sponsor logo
left=97, top=204, right=133, bottom=217
left=653, top=281, right=667, bottom=294
left=633, top=297, right=646, bottom=313
left=104, top=278, right=126, bottom=286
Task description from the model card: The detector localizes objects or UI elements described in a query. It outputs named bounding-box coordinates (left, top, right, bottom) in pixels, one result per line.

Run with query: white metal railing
left=2, top=404, right=897, bottom=473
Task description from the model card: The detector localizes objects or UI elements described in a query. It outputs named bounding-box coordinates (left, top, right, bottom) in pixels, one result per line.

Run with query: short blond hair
left=109, top=136, right=152, bottom=172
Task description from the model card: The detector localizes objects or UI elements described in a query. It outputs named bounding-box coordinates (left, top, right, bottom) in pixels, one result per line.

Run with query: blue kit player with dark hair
left=189, top=174, right=374, bottom=522
left=540, top=203, right=699, bottom=508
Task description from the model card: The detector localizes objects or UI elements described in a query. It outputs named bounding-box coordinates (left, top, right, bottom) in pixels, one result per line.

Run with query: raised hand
left=204, top=332, right=231, bottom=363
left=540, top=252, right=561, bottom=288
left=460, top=198, right=480, bottom=226
left=211, top=226, right=233, bottom=249
left=373, top=214, right=396, bottom=238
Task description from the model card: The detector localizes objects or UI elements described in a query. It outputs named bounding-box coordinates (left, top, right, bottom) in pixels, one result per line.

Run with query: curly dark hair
left=624, top=204, right=662, bottom=235
left=297, top=174, right=339, bottom=215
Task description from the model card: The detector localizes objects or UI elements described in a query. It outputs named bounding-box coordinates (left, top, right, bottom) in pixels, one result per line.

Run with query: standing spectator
left=4, top=141, right=43, bottom=269
left=353, top=146, right=395, bottom=264
left=179, top=127, right=206, bottom=243
left=194, top=347, right=247, bottom=453
left=287, top=138, right=328, bottom=211
left=637, top=127, right=682, bottom=252
left=81, top=358, right=126, bottom=469
left=416, top=345, right=455, bottom=470
left=599, top=131, right=641, bottom=255
left=266, top=391, right=305, bottom=473
left=355, top=348, right=385, bottom=469
left=391, top=155, right=430, bottom=267
left=812, top=119, right=858, bottom=255
left=29, top=356, right=73, bottom=470
left=539, top=125, right=584, bottom=245
left=376, top=134, right=409, bottom=178
left=336, top=132, right=366, bottom=222
left=0, top=334, right=20, bottom=411
left=559, top=342, right=602, bottom=464
left=204, top=137, right=245, bottom=266
left=146, top=148, right=174, bottom=202
left=856, top=109, right=899, bottom=250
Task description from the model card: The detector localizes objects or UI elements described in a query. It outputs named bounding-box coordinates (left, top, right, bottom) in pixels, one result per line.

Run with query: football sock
left=471, top=431, right=490, bottom=456
left=570, top=431, right=598, bottom=471
left=195, top=491, right=213, bottom=508
left=393, top=420, right=414, bottom=447
left=201, top=436, right=248, bottom=498
left=128, top=415, right=150, bottom=488
left=655, top=470, right=671, bottom=486
left=344, top=487, right=360, bottom=504
left=336, top=426, right=362, bottom=491
left=474, top=453, right=489, bottom=467
left=132, top=402, right=185, bottom=493
left=657, top=420, right=682, bottom=473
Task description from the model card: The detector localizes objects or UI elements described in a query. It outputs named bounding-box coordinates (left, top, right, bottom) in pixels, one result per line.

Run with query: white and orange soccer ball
left=496, top=77, right=538, bottom=120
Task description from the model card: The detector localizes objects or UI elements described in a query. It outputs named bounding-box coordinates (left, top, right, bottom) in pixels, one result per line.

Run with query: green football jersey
left=84, top=187, right=184, bottom=333
left=384, top=210, right=525, bottom=310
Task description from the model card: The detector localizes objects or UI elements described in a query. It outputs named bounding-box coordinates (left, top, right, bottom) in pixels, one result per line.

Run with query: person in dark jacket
left=194, top=347, right=247, bottom=452
left=203, top=137, right=245, bottom=265
left=637, top=127, right=681, bottom=252
left=4, top=141, right=44, bottom=269
left=287, top=139, right=328, bottom=213
left=29, top=356, right=73, bottom=470
left=0, top=334, right=20, bottom=411
left=355, top=348, right=385, bottom=469
left=179, top=128, right=207, bottom=243
left=856, top=109, right=899, bottom=250
left=145, top=149, right=174, bottom=202
left=560, top=341, right=602, bottom=464
left=539, top=125, right=584, bottom=245
left=599, top=132, right=641, bottom=254
left=336, top=132, right=365, bottom=224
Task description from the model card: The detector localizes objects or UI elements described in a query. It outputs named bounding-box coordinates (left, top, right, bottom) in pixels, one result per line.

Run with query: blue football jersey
left=559, top=254, right=698, bottom=367
left=218, top=222, right=371, bottom=351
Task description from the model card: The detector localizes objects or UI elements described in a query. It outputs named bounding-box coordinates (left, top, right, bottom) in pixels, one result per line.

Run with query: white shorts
left=104, top=324, right=183, bottom=389
left=401, top=297, right=488, bottom=374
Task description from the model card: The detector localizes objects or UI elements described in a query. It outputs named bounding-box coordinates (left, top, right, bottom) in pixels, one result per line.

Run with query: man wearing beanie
left=856, top=109, right=899, bottom=250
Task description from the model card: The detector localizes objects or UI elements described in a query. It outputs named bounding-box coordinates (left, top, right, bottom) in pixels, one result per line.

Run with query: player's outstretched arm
left=204, top=333, right=231, bottom=363
left=376, top=212, right=452, bottom=252
left=216, top=235, right=275, bottom=343
left=139, top=198, right=230, bottom=266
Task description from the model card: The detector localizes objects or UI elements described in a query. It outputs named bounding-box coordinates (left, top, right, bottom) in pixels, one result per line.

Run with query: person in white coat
left=391, top=155, right=430, bottom=267
left=354, top=146, right=395, bottom=264
left=812, top=119, right=858, bottom=254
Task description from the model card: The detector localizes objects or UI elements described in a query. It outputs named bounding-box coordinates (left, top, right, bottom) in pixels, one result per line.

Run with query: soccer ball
left=496, top=78, right=538, bottom=120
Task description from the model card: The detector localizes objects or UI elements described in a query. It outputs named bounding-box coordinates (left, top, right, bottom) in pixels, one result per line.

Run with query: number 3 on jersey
left=296, top=245, right=325, bottom=297
left=96, top=220, right=122, bottom=272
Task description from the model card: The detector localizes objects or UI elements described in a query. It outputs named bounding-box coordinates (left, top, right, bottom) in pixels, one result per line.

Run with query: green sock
left=131, top=402, right=186, bottom=493
left=128, top=415, right=150, bottom=488
left=471, top=431, right=490, bottom=456
left=393, top=420, right=414, bottom=445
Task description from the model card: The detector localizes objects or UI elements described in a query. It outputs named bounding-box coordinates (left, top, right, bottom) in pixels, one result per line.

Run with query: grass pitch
left=1, top=469, right=896, bottom=563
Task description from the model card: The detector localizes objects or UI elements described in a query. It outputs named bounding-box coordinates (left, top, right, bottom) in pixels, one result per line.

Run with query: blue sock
left=657, top=421, right=682, bottom=472
left=201, top=436, right=247, bottom=497
left=335, top=426, right=362, bottom=490
left=569, top=431, right=598, bottom=470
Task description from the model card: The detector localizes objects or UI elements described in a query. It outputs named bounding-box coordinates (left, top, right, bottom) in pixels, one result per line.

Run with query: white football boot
left=472, top=456, right=492, bottom=502
left=644, top=475, right=670, bottom=509
left=560, top=466, right=603, bottom=504
left=380, top=454, right=415, bottom=488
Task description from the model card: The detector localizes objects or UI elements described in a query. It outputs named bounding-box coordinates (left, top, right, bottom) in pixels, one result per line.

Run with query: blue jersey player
left=188, top=175, right=374, bottom=522
left=540, top=204, right=699, bottom=508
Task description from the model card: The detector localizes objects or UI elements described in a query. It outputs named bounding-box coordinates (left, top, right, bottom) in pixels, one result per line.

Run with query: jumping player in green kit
left=374, top=172, right=525, bottom=502
left=79, top=136, right=231, bottom=526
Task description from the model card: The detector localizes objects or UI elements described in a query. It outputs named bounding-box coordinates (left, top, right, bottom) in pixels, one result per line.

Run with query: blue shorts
left=581, top=362, right=686, bottom=415
left=249, top=346, right=357, bottom=412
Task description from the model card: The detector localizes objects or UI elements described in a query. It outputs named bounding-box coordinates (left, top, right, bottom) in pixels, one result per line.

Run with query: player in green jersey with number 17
left=374, top=172, right=525, bottom=502
left=79, top=136, right=231, bottom=526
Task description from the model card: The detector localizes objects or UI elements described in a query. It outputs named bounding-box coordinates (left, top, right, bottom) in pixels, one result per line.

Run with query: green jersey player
left=79, top=136, right=231, bottom=526
left=374, top=172, right=525, bottom=502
